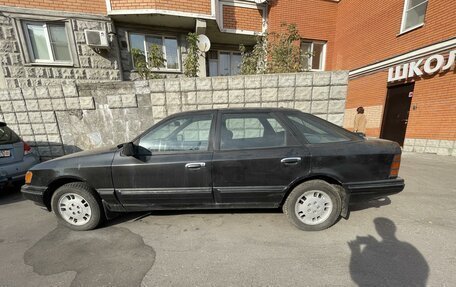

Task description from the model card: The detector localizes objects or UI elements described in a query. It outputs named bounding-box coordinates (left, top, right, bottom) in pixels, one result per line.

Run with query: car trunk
left=0, top=125, right=24, bottom=165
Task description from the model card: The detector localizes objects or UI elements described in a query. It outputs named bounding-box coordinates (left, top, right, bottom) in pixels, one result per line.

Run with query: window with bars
left=401, top=0, right=428, bottom=33
left=23, top=21, right=72, bottom=64
left=129, top=33, right=180, bottom=71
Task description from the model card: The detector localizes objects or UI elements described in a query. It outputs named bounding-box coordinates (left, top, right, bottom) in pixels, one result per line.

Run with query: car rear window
left=286, top=113, right=352, bottom=144
left=0, top=125, right=21, bottom=145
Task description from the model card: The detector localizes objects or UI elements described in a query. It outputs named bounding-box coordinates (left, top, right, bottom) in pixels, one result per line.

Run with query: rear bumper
left=21, top=184, right=47, bottom=207
left=345, top=177, right=405, bottom=202
left=0, top=153, right=40, bottom=188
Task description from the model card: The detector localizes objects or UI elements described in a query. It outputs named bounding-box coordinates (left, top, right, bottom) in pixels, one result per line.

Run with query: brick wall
left=268, top=0, right=338, bottom=70
left=0, top=0, right=106, bottom=14
left=344, top=70, right=456, bottom=142
left=334, top=0, right=456, bottom=70
left=110, top=0, right=212, bottom=15
left=0, top=71, right=348, bottom=159
left=407, top=71, right=456, bottom=141
left=343, top=72, right=388, bottom=137
left=222, top=5, right=263, bottom=32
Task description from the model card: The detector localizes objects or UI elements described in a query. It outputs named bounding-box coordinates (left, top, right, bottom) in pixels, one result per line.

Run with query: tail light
left=389, top=154, right=401, bottom=178
left=23, top=141, right=32, bottom=155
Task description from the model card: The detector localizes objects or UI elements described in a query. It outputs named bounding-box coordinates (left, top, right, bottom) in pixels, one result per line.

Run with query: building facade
left=268, top=0, right=456, bottom=155
left=0, top=0, right=455, bottom=155
left=0, top=0, right=267, bottom=89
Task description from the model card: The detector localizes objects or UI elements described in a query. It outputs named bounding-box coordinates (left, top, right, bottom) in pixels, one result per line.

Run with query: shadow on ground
left=0, top=184, right=25, bottom=206
left=24, top=226, right=155, bottom=287
left=348, top=217, right=429, bottom=286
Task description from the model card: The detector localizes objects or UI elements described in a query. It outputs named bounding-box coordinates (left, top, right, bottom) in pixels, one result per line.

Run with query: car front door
left=212, top=111, right=311, bottom=207
left=111, top=112, right=216, bottom=209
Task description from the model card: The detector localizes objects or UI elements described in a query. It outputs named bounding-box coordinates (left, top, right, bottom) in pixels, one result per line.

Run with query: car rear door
left=212, top=111, right=311, bottom=207
left=111, top=111, right=216, bottom=209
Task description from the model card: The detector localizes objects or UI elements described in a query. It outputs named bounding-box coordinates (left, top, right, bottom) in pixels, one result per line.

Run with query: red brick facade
left=109, top=0, right=212, bottom=15
left=336, top=0, right=456, bottom=142
left=222, top=5, right=263, bottom=32
left=0, top=0, right=107, bottom=14
left=268, top=0, right=338, bottom=70
left=333, top=0, right=456, bottom=70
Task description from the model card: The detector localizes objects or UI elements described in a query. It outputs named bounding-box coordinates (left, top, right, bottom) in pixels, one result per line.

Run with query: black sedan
left=21, top=108, right=404, bottom=231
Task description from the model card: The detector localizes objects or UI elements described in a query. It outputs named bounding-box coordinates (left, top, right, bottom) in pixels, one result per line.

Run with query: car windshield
left=286, top=112, right=352, bottom=144
left=0, top=125, right=20, bottom=145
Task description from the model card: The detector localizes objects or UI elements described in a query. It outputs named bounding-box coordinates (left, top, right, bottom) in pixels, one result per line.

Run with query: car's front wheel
left=51, top=182, right=102, bottom=231
left=283, top=180, right=342, bottom=231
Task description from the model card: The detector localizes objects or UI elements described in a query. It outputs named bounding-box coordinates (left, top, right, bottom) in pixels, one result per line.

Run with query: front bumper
left=21, top=184, right=47, bottom=207
left=345, top=177, right=405, bottom=202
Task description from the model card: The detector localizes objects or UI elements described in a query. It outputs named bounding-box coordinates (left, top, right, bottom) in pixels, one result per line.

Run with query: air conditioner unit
left=84, top=30, right=109, bottom=48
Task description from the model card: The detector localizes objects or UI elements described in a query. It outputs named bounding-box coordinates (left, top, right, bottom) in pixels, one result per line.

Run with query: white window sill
left=398, top=23, right=425, bottom=37
left=25, top=62, right=75, bottom=67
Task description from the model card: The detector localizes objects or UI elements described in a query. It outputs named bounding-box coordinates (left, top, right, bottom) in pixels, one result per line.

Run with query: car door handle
left=185, top=162, right=206, bottom=169
left=281, top=157, right=302, bottom=165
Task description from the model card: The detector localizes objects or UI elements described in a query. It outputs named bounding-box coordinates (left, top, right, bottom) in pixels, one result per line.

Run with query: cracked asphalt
left=1, top=153, right=455, bottom=286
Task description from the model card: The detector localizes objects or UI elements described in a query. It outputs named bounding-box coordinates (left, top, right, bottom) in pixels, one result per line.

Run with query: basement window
left=400, top=0, right=428, bottom=34
left=300, top=40, right=326, bottom=71
left=129, top=33, right=180, bottom=71
left=22, top=21, right=72, bottom=64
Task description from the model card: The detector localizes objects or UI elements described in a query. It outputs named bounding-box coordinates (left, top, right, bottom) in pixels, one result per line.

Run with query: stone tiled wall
left=0, top=12, right=120, bottom=89
left=403, top=138, right=456, bottom=157
left=0, top=71, right=349, bottom=160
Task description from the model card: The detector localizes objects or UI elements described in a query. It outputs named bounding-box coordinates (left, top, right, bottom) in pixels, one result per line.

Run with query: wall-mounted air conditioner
left=84, top=30, right=109, bottom=49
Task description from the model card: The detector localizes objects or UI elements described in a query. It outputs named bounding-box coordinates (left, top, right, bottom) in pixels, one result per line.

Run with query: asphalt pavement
left=0, top=152, right=455, bottom=287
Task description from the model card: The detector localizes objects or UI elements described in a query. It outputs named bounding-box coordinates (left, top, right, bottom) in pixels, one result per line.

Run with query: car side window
left=220, top=113, right=289, bottom=150
left=139, top=114, right=213, bottom=153
left=286, top=113, right=349, bottom=144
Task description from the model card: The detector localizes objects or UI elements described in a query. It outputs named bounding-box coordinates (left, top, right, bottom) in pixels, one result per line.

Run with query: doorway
left=380, top=83, right=414, bottom=146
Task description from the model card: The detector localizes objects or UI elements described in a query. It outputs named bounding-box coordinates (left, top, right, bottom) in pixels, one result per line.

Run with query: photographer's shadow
left=348, top=218, right=429, bottom=287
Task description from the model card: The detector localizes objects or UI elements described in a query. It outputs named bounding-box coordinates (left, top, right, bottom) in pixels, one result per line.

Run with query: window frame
left=282, top=111, right=359, bottom=145
left=400, top=0, right=428, bottom=34
left=135, top=112, right=216, bottom=155
left=128, top=32, right=181, bottom=72
left=215, top=111, right=300, bottom=151
left=22, top=21, right=73, bottom=65
left=300, top=40, right=327, bottom=71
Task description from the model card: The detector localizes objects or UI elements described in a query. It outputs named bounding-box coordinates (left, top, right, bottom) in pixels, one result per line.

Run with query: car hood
left=31, top=146, right=118, bottom=170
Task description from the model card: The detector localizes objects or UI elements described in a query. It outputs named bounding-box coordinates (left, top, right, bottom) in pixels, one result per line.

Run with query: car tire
left=51, top=182, right=102, bottom=231
left=283, top=180, right=342, bottom=231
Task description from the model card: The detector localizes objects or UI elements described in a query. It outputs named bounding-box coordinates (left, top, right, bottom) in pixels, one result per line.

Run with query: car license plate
left=0, top=150, right=11, bottom=157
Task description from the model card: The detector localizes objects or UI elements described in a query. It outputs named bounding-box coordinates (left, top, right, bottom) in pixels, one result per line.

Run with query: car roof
left=171, top=107, right=302, bottom=117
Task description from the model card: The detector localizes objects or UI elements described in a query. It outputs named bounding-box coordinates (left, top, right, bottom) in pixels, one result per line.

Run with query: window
left=0, top=125, right=20, bottom=145
left=208, top=51, right=242, bottom=76
left=401, top=0, right=428, bottom=33
left=129, top=33, right=180, bottom=71
left=220, top=113, right=290, bottom=150
left=301, top=41, right=326, bottom=71
left=286, top=113, right=349, bottom=144
left=23, top=22, right=71, bottom=63
left=139, top=114, right=213, bottom=153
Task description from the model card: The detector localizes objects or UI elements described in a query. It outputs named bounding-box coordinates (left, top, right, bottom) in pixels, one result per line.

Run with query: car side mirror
left=122, top=142, right=136, bottom=156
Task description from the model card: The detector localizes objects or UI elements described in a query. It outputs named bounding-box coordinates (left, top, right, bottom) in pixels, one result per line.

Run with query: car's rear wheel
left=51, top=182, right=102, bottom=231
left=283, top=180, right=342, bottom=231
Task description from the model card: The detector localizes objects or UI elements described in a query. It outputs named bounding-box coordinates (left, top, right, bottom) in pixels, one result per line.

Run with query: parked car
left=1, top=122, right=40, bottom=190
left=21, top=108, right=404, bottom=231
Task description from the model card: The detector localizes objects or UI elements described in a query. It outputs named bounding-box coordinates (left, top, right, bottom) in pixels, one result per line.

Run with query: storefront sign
left=388, top=50, right=456, bottom=82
